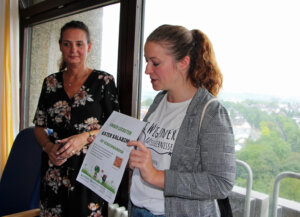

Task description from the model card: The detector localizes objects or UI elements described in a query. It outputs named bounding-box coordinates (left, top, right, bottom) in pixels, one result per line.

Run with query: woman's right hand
left=43, top=142, right=67, bottom=166
left=128, top=141, right=165, bottom=189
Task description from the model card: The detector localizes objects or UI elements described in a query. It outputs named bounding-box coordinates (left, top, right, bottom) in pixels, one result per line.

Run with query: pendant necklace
left=65, top=68, right=88, bottom=87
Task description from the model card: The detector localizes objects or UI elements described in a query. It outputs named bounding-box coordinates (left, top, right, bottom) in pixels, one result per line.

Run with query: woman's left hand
left=56, top=132, right=88, bottom=159
left=128, top=141, right=164, bottom=188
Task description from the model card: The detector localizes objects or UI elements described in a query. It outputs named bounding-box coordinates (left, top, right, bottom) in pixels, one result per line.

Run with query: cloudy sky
left=141, top=0, right=300, bottom=99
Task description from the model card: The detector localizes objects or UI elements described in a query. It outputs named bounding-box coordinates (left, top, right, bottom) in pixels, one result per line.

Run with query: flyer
left=76, top=111, right=146, bottom=204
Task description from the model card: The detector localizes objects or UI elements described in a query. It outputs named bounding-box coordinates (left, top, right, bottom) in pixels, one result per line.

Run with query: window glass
left=141, top=0, right=300, bottom=203
left=28, top=4, right=120, bottom=125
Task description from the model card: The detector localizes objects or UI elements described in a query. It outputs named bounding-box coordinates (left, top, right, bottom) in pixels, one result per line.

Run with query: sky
left=142, top=0, right=300, bottom=100
left=101, top=0, right=300, bottom=100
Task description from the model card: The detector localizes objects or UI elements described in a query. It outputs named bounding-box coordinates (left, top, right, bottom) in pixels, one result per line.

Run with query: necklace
left=65, top=68, right=89, bottom=87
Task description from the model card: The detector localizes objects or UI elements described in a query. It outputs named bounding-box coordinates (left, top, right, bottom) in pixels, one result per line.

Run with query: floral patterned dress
left=33, top=70, right=119, bottom=217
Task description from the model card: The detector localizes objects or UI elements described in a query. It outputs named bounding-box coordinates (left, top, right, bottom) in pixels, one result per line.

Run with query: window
left=140, top=0, right=300, bottom=203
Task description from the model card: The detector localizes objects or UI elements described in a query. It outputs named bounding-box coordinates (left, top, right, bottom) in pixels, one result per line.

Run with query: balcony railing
left=236, top=160, right=253, bottom=217
left=271, top=171, right=300, bottom=217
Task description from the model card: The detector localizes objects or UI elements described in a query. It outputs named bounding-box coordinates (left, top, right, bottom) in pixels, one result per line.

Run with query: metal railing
left=236, top=160, right=253, bottom=217
left=271, top=171, right=300, bottom=217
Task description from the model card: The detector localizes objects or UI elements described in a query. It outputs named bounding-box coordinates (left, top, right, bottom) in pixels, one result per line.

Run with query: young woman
left=128, top=24, right=236, bottom=217
left=33, top=21, right=119, bottom=217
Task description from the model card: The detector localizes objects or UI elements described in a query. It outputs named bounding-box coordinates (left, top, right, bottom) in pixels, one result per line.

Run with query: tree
left=94, top=165, right=100, bottom=178
left=226, top=99, right=300, bottom=202
left=280, top=178, right=300, bottom=202
left=237, top=142, right=281, bottom=193
left=276, top=115, right=300, bottom=152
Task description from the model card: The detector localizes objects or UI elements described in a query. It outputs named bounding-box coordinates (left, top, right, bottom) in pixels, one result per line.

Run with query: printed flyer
left=76, top=111, right=146, bottom=204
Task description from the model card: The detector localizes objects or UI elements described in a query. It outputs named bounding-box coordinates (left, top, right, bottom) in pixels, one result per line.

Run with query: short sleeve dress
left=33, top=70, right=119, bottom=217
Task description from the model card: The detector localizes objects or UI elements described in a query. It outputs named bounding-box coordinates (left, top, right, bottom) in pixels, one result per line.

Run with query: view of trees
left=223, top=100, right=300, bottom=202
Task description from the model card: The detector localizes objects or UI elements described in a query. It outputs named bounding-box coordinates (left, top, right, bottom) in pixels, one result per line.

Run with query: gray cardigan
left=129, top=88, right=236, bottom=217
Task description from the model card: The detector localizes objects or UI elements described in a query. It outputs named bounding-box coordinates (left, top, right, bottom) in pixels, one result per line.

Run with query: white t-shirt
left=130, top=94, right=191, bottom=215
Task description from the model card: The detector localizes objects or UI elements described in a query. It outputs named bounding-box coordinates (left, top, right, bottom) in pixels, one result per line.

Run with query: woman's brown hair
left=146, top=24, right=223, bottom=96
left=58, top=20, right=91, bottom=72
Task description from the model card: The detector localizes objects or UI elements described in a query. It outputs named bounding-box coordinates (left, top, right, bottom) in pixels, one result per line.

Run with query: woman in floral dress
left=33, top=21, right=119, bottom=217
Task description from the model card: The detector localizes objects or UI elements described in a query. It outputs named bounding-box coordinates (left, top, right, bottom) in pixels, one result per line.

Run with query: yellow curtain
left=1, top=0, right=13, bottom=175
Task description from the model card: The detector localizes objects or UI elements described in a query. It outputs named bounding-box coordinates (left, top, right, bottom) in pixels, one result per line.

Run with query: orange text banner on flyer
left=76, top=111, right=146, bottom=204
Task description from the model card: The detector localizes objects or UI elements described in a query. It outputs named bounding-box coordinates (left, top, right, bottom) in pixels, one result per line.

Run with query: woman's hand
left=43, top=142, right=67, bottom=166
left=34, top=126, right=67, bottom=166
left=55, top=132, right=89, bottom=159
left=128, top=141, right=165, bottom=189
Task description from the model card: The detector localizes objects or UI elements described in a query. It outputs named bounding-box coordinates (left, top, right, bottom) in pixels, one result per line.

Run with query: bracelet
left=87, top=131, right=96, bottom=144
